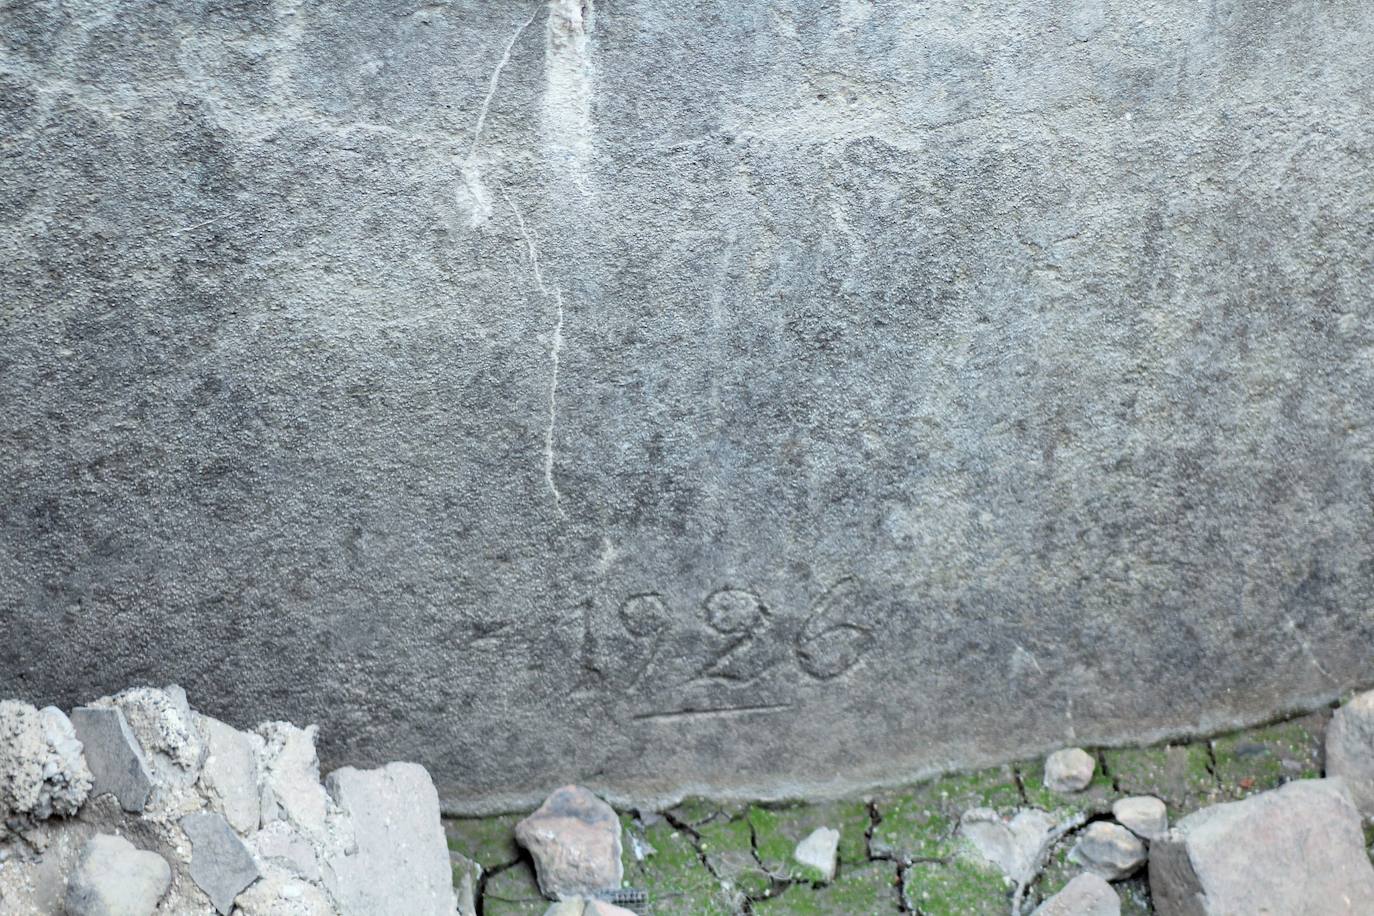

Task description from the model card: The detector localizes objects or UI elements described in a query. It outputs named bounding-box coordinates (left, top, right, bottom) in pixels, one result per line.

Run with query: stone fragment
left=516, top=785, right=624, bottom=900
left=0, top=702, right=91, bottom=833
left=1034, top=872, right=1120, bottom=915
left=1069, top=822, right=1146, bottom=881
left=198, top=714, right=262, bottom=834
left=103, top=685, right=206, bottom=782
left=253, top=821, right=321, bottom=881
left=543, top=899, right=638, bottom=916
left=793, top=825, right=840, bottom=882
left=182, top=811, right=262, bottom=914
left=1111, top=796, right=1167, bottom=841
left=1326, top=691, right=1374, bottom=817
left=958, top=807, right=1057, bottom=884
left=232, top=866, right=337, bottom=916
left=258, top=722, right=330, bottom=837
left=1045, top=749, right=1096, bottom=793
left=70, top=706, right=155, bottom=813
left=322, top=762, right=456, bottom=916
left=452, top=849, right=481, bottom=916
left=64, top=833, right=171, bottom=916
left=1150, top=778, right=1374, bottom=915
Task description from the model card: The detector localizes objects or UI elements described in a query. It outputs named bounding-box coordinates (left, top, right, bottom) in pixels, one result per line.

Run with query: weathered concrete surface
left=1, top=0, right=1372, bottom=812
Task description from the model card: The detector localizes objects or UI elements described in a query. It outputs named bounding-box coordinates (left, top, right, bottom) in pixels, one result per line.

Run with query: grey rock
left=197, top=714, right=261, bottom=835
left=1111, top=796, right=1167, bottom=841
left=1150, top=778, right=1374, bottom=915
left=232, top=867, right=337, bottom=916
left=2, top=0, right=1374, bottom=812
left=958, top=807, right=1057, bottom=884
left=793, top=826, right=839, bottom=882
left=452, top=849, right=481, bottom=916
left=1326, top=691, right=1374, bottom=818
left=543, top=899, right=637, bottom=916
left=1045, top=749, right=1097, bottom=794
left=104, top=685, right=206, bottom=782
left=69, top=707, right=155, bottom=814
left=1069, top=822, right=1146, bottom=881
left=181, top=811, right=261, bottom=915
left=64, top=833, right=171, bottom=916
left=517, top=785, right=624, bottom=900
left=1034, top=873, right=1120, bottom=916
left=257, top=723, right=329, bottom=838
left=321, top=762, right=455, bottom=916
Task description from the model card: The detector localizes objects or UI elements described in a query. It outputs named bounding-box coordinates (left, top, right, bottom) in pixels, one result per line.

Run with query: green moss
left=902, top=857, right=1012, bottom=915
left=666, top=796, right=741, bottom=827
left=444, top=814, right=524, bottom=870
left=1102, top=743, right=1218, bottom=814
left=755, top=863, right=900, bottom=914
left=696, top=813, right=773, bottom=898
left=481, top=861, right=546, bottom=916
left=1210, top=713, right=1325, bottom=799
left=747, top=800, right=872, bottom=881
left=1018, top=753, right=1117, bottom=816
left=622, top=818, right=736, bottom=915
left=870, top=767, right=1019, bottom=862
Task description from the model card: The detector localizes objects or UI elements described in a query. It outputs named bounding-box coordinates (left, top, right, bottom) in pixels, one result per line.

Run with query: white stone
left=959, top=807, right=1057, bottom=884
left=1034, top=872, right=1120, bottom=915
left=543, top=899, right=638, bottom=916
left=1112, top=796, right=1167, bottom=841
left=793, top=826, right=840, bottom=882
left=1069, top=822, right=1147, bottom=881
left=1045, top=748, right=1096, bottom=793
left=0, top=701, right=91, bottom=833
left=257, top=723, right=330, bottom=839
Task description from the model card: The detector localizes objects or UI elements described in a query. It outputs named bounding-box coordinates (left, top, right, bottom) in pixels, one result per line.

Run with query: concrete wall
left=2, top=0, right=1372, bottom=813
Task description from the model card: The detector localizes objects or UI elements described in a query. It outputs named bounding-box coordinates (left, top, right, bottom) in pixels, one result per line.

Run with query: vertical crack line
left=504, top=191, right=565, bottom=518
left=467, top=5, right=539, bottom=160
left=460, top=4, right=539, bottom=227
left=544, top=288, right=566, bottom=517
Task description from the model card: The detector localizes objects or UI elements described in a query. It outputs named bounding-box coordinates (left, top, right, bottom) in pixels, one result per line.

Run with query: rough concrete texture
left=1150, top=778, right=1374, bottom=915
left=1, top=0, right=1373, bottom=812
left=0, top=701, right=90, bottom=836
left=322, top=762, right=456, bottom=916
left=1034, top=873, right=1119, bottom=916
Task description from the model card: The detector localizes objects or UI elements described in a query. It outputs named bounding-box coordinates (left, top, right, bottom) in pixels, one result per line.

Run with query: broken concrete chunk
left=1150, top=778, right=1374, bottom=915
left=1069, top=822, right=1147, bottom=881
left=257, top=722, right=329, bottom=838
left=182, top=811, right=262, bottom=915
left=451, top=850, right=481, bottom=916
left=64, top=833, right=171, bottom=916
left=1045, top=748, right=1096, bottom=793
left=1033, top=872, right=1120, bottom=915
left=253, top=821, right=321, bottom=882
left=516, top=785, right=625, bottom=901
left=322, top=762, right=456, bottom=916
left=0, top=702, right=92, bottom=833
left=232, top=866, right=337, bottom=916
left=197, top=714, right=261, bottom=835
left=70, top=706, right=155, bottom=813
left=958, top=807, right=1057, bottom=884
left=793, top=826, right=840, bottom=882
left=103, top=685, right=207, bottom=782
left=1326, top=690, right=1374, bottom=818
left=1111, top=796, right=1167, bottom=841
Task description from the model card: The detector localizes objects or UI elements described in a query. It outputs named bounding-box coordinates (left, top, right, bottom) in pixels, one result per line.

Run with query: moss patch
left=870, top=766, right=1020, bottom=862
left=621, top=817, right=737, bottom=915
left=481, top=860, right=546, bottom=916
left=749, top=800, right=871, bottom=881
left=902, top=857, right=1012, bottom=915
left=444, top=813, right=524, bottom=870
left=755, top=862, right=900, bottom=914
left=1210, top=712, right=1326, bottom=799
left=696, top=812, right=773, bottom=899
left=1102, top=742, right=1218, bottom=813
left=1018, top=753, right=1117, bottom=816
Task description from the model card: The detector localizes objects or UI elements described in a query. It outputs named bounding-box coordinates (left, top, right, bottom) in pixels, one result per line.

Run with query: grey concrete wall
left=2, top=0, right=1372, bottom=813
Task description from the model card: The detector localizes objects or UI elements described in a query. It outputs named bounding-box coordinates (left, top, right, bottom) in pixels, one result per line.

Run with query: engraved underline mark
left=632, top=703, right=795, bottom=722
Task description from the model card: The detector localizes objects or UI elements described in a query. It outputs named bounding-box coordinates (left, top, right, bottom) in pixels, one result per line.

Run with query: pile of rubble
left=0, top=686, right=454, bottom=915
